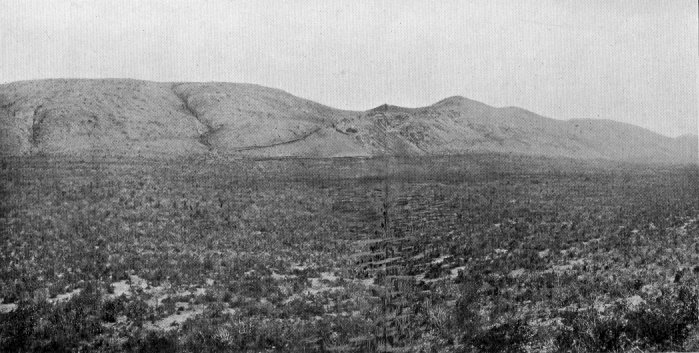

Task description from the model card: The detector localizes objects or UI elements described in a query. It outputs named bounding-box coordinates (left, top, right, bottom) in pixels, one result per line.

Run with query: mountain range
left=0, top=79, right=696, bottom=163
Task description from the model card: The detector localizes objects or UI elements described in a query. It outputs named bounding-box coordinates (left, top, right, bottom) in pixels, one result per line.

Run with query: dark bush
left=124, top=331, right=178, bottom=353
left=124, top=298, right=151, bottom=327
left=0, top=303, right=43, bottom=352
left=625, top=286, right=698, bottom=349
left=454, top=282, right=480, bottom=334
left=102, top=297, right=126, bottom=323
left=470, top=320, right=530, bottom=353
left=0, top=284, right=104, bottom=353
left=557, top=286, right=699, bottom=352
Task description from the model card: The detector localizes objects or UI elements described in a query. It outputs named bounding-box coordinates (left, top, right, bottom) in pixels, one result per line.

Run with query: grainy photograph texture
left=1, top=1, right=698, bottom=352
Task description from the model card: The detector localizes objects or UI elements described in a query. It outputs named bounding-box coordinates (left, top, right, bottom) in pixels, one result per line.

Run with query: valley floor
left=1, top=155, right=698, bottom=352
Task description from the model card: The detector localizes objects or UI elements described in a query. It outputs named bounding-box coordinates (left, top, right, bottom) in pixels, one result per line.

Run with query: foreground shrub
left=469, top=320, right=530, bottom=353
left=0, top=283, right=103, bottom=352
left=123, top=331, right=179, bottom=353
left=557, top=286, right=699, bottom=352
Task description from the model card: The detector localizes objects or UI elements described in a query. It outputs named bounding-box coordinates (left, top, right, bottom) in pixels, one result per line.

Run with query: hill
left=0, top=79, right=696, bottom=163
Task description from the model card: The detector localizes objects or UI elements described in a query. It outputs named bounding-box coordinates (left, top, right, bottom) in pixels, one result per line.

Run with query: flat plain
left=1, top=154, right=698, bottom=352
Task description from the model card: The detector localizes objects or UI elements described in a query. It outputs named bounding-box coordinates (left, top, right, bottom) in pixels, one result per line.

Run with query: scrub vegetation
left=1, top=154, right=697, bottom=352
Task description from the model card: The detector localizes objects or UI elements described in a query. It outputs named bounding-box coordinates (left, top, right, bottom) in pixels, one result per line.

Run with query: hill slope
left=0, top=79, right=696, bottom=163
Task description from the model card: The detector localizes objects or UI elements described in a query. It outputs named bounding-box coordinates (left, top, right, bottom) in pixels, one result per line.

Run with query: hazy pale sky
left=1, top=0, right=697, bottom=137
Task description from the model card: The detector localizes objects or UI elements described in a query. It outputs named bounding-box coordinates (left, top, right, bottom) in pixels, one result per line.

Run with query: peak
left=368, top=103, right=408, bottom=112
left=371, top=103, right=391, bottom=111
left=435, top=96, right=468, bottom=105
left=431, top=96, right=490, bottom=109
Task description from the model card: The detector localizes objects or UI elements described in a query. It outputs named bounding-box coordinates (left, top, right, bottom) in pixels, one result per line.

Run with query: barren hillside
left=0, top=79, right=696, bottom=163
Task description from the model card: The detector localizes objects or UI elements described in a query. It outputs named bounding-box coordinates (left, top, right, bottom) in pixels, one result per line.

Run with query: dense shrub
left=470, top=320, right=530, bottom=353
left=454, top=281, right=481, bottom=335
left=625, top=286, right=698, bottom=349
left=557, top=286, right=699, bottom=352
left=0, top=283, right=103, bottom=352
left=124, top=331, right=178, bottom=353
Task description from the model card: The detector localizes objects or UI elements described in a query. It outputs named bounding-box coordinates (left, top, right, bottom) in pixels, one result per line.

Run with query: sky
left=1, top=0, right=697, bottom=137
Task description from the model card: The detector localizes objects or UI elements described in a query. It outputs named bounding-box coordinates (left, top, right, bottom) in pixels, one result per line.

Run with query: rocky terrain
left=1, top=79, right=696, bottom=163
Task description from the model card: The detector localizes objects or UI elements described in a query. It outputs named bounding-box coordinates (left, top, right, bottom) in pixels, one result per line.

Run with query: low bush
left=0, top=282, right=103, bottom=352
left=557, top=286, right=699, bottom=352
left=470, top=320, right=530, bottom=353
